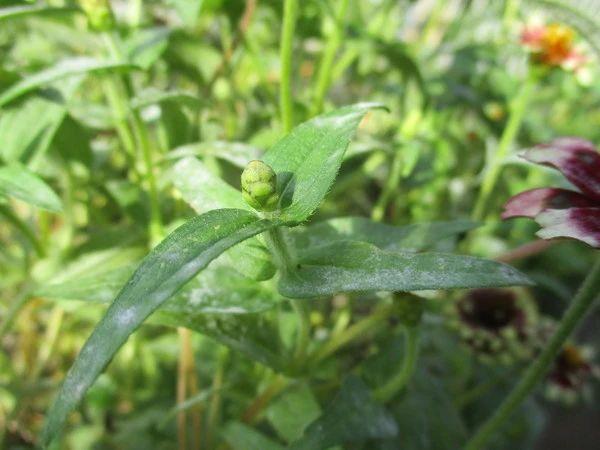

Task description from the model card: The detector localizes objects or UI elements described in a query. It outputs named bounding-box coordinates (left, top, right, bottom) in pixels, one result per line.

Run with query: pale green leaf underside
left=279, top=241, right=532, bottom=299
left=42, top=209, right=274, bottom=446
left=0, top=164, right=62, bottom=212
left=0, top=58, right=139, bottom=107
left=168, top=141, right=264, bottom=168
left=291, top=217, right=478, bottom=252
left=130, top=89, right=201, bottom=110
left=288, top=376, right=397, bottom=450
left=170, top=157, right=276, bottom=280
left=263, top=102, right=384, bottom=224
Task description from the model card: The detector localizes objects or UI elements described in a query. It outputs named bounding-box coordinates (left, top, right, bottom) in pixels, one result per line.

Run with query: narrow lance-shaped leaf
left=0, top=58, right=139, bottom=107
left=42, top=209, right=274, bottom=446
left=291, top=216, right=478, bottom=252
left=0, top=5, right=78, bottom=22
left=0, top=164, right=62, bottom=212
left=279, top=241, right=532, bottom=299
left=263, top=102, right=385, bottom=224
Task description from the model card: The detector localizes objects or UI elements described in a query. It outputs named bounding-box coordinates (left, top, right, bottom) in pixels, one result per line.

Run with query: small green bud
left=393, top=293, right=424, bottom=328
left=78, top=0, right=114, bottom=31
left=241, top=160, right=279, bottom=211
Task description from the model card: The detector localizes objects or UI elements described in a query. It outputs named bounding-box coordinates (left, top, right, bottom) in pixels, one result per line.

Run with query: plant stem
left=311, top=0, right=350, bottom=116
left=103, top=32, right=163, bottom=244
left=371, top=150, right=403, bottom=222
left=0, top=205, right=44, bottom=257
left=472, top=72, right=534, bottom=221
left=280, top=0, right=299, bottom=133
left=374, top=326, right=420, bottom=402
left=313, top=304, right=394, bottom=363
left=464, top=256, right=600, bottom=450
left=0, top=284, right=33, bottom=340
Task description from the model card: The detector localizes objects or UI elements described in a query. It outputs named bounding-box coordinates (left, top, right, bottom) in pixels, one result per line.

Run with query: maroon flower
left=546, top=343, right=598, bottom=403
left=502, top=137, right=600, bottom=248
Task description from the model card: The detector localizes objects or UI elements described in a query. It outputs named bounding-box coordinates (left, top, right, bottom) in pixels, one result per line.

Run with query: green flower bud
left=241, top=160, right=279, bottom=212
left=393, top=293, right=424, bottom=328
left=78, top=0, right=114, bottom=31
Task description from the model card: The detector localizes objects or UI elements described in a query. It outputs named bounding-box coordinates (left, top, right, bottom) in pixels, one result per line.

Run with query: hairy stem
left=280, top=0, right=299, bottom=133
left=472, top=72, right=534, bottom=221
left=464, top=256, right=600, bottom=450
left=374, top=326, right=420, bottom=402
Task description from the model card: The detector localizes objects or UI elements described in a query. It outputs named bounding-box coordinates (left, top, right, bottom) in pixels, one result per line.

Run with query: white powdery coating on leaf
left=117, top=307, right=137, bottom=327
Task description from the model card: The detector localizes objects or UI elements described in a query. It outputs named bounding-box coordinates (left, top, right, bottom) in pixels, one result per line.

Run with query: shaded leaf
left=131, top=88, right=200, bottom=110
left=279, top=241, right=532, bottom=299
left=291, top=217, right=478, bottom=252
left=266, top=383, right=321, bottom=443
left=288, top=376, right=398, bottom=450
left=222, top=422, right=285, bottom=450
left=0, top=164, right=62, bottom=212
left=263, top=103, right=385, bottom=224
left=42, top=208, right=274, bottom=446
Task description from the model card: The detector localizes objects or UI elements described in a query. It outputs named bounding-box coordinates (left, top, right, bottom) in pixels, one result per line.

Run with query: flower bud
left=78, top=0, right=114, bottom=31
left=241, top=160, right=279, bottom=212
left=393, top=293, right=424, bottom=328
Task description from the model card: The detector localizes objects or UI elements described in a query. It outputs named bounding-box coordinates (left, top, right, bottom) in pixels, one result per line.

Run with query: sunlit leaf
left=42, top=209, right=275, bottom=446
left=263, top=103, right=385, bottom=224
left=0, top=5, right=78, bottom=22
left=0, top=58, right=139, bottom=107
left=0, top=164, right=62, bottom=212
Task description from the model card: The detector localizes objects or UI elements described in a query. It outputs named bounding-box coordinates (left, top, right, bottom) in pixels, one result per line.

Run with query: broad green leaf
left=0, top=58, right=138, bottom=107
left=279, top=241, right=532, bottom=299
left=263, top=103, right=385, bottom=224
left=222, top=422, right=284, bottom=450
left=0, top=5, right=78, bottom=22
left=291, top=217, right=478, bottom=252
left=288, top=376, right=398, bottom=450
left=168, top=141, right=264, bottom=168
left=0, top=164, right=62, bottom=212
left=266, top=383, right=321, bottom=442
left=131, top=88, right=200, bottom=110
left=170, top=157, right=276, bottom=281
left=42, top=209, right=275, bottom=446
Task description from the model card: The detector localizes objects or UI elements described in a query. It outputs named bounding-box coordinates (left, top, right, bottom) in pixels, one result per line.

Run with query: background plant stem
left=280, top=0, right=299, bottom=133
left=464, top=255, right=600, bottom=450
left=472, top=72, right=534, bottom=221
left=311, top=0, right=350, bottom=116
left=374, top=326, right=420, bottom=402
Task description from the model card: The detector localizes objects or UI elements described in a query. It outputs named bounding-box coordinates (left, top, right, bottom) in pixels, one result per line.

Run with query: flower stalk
left=464, top=255, right=600, bottom=450
left=280, top=0, right=299, bottom=133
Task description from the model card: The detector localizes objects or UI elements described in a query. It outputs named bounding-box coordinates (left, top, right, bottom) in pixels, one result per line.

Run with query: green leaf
left=222, top=422, right=285, bottom=450
left=266, top=383, right=321, bottom=443
left=279, top=241, right=532, bottom=299
left=170, top=157, right=276, bottom=281
left=0, top=5, right=78, bottom=22
left=42, top=209, right=274, bottom=446
left=168, top=141, right=264, bottom=169
left=130, top=88, right=201, bottom=110
left=124, top=28, right=171, bottom=70
left=263, top=103, right=385, bottom=224
left=291, top=217, right=478, bottom=252
left=0, top=164, right=62, bottom=212
left=0, top=58, right=138, bottom=107
left=288, top=376, right=398, bottom=450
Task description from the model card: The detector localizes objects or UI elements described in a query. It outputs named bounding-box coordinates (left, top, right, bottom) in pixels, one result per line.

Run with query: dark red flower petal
left=522, top=138, right=600, bottom=201
left=535, top=207, right=600, bottom=248
left=501, top=188, right=595, bottom=219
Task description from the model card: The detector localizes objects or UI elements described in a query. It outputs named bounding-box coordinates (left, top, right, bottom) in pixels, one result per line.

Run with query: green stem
left=311, top=0, right=350, bottom=116
left=472, top=72, right=534, bottom=221
left=313, top=304, right=394, bottom=363
left=265, top=226, right=309, bottom=364
left=103, top=32, right=163, bottom=244
left=280, top=0, right=299, bottom=133
left=372, top=150, right=403, bottom=222
left=0, top=284, right=33, bottom=339
left=464, top=256, right=600, bottom=450
left=374, top=326, right=420, bottom=402
left=0, top=205, right=44, bottom=257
